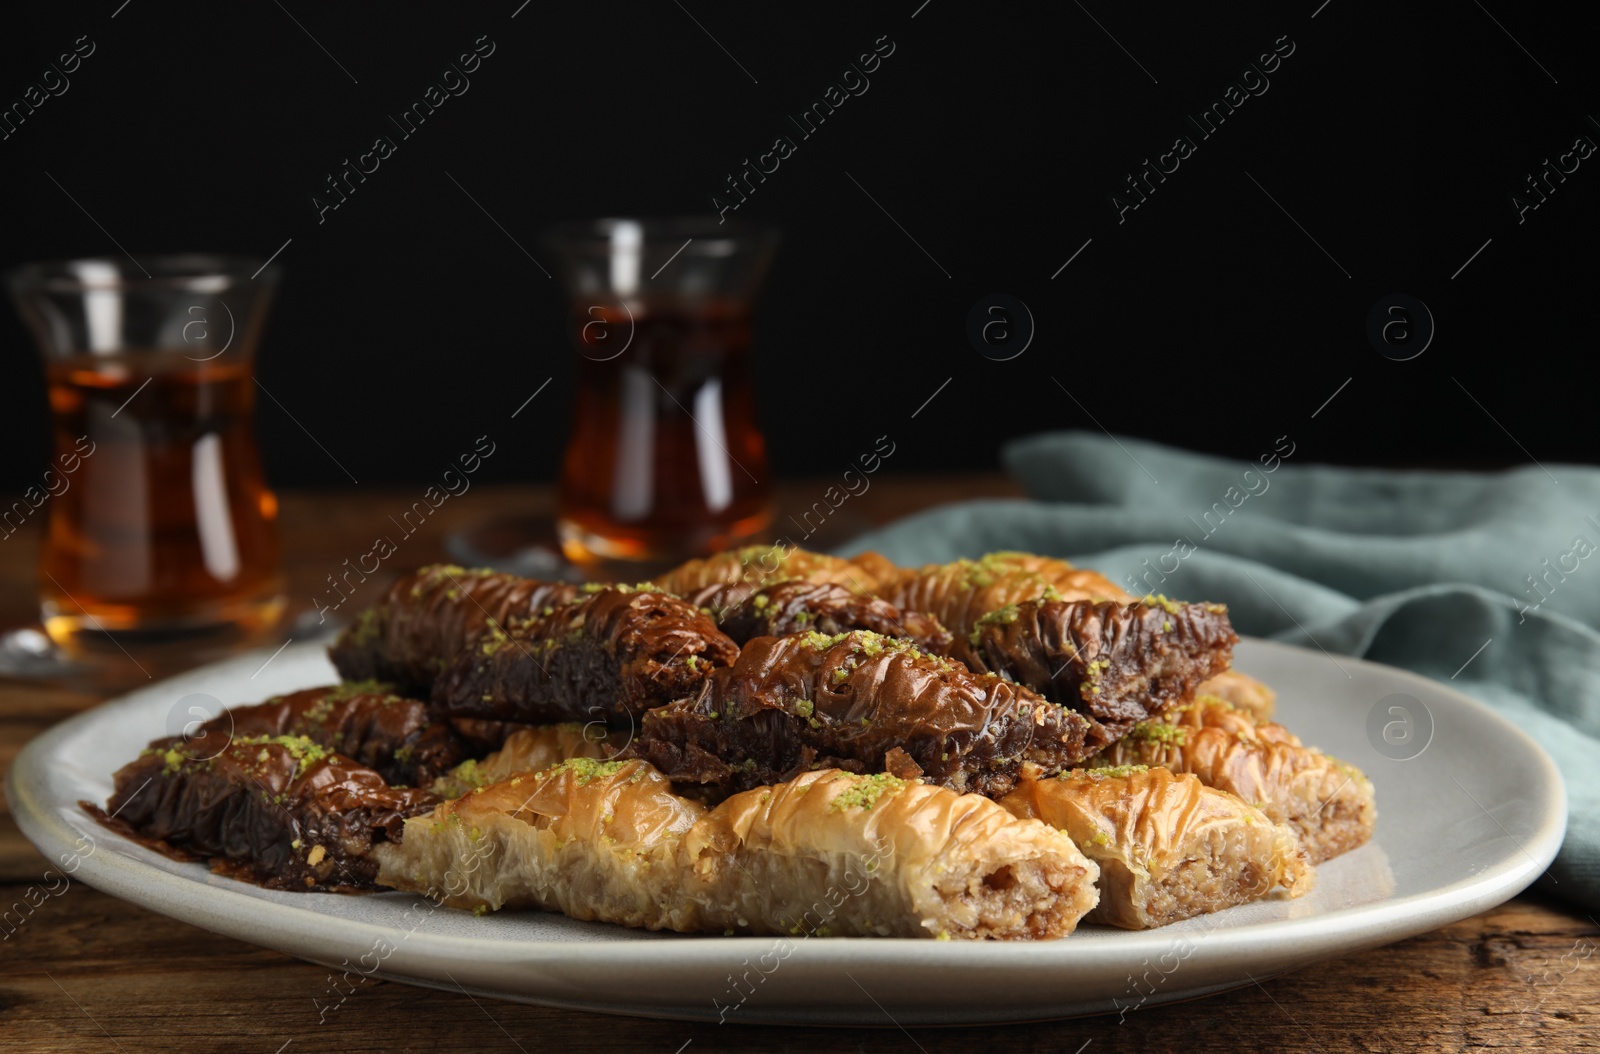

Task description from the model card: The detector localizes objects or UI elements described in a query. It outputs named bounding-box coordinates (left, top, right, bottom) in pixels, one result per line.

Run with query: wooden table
left=1, top=479, right=1595, bottom=1053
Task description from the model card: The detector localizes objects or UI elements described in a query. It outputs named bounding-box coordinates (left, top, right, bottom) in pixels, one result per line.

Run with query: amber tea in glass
left=549, top=219, right=777, bottom=567
left=8, top=256, right=286, bottom=651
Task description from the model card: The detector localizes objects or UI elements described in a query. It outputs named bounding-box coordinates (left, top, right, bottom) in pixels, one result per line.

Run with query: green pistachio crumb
left=553, top=757, right=629, bottom=785
left=828, top=772, right=908, bottom=811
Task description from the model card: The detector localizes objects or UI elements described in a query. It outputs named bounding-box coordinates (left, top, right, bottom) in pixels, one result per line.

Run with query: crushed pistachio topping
left=1127, top=720, right=1187, bottom=745
left=968, top=603, right=1020, bottom=645
left=1064, top=763, right=1150, bottom=780
left=230, top=735, right=331, bottom=778
left=1079, top=658, right=1111, bottom=700
left=828, top=772, right=908, bottom=811
left=448, top=758, right=487, bottom=789
left=553, top=757, right=629, bottom=784
left=794, top=699, right=815, bottom=718
left=1140, top=593, right=1185, bottom=614
left=479, top=622, right=512, bottom=657
left=327, top=679, right=397, bottom=702
left=1090, top=830, right=1112, bottom=847
left=799, top=630, right=854, bottom=651
left=737, top=544, right=790, bottom=570
left=349, top=607, right=382, bottom=646
left=410, top=564, right=492, bottom=598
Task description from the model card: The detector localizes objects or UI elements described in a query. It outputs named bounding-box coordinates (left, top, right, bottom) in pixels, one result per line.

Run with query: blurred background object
left=550, top=217, right=777, bottom=569
left=6, top=255, right=284, bottom=656
left=2, top=2, right=1597, bottom=501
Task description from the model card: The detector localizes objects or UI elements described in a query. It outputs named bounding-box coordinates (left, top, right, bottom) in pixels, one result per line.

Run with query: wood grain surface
left=1, top=479, right=1595, bottom=1053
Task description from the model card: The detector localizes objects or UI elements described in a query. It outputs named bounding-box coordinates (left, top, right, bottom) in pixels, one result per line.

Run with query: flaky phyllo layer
left=375, top=760, right=1100, bottom=940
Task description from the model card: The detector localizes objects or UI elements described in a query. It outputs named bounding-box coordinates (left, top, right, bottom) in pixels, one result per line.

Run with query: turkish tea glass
left=548, top=218, right=778, bottom=567
left=6, top=255, right=285, bottom=652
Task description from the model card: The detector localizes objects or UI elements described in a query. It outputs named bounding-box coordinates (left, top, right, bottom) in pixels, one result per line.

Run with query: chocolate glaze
left=328, top=565, right=581, bottom=695
left=629, top=630, right=1118, bottom=801
left=101, top=738, right=437, bottom=892
left=966, top=598, right=1238, bottom=726
left=692, top=579, right=953, bottom=655
left=157, top=684, right=470, bottom=787
left=430, top=587, right=739, bottom=725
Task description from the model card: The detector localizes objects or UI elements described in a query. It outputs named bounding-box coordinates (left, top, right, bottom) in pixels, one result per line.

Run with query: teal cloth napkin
left=840, top=432, right=1600, bottom=910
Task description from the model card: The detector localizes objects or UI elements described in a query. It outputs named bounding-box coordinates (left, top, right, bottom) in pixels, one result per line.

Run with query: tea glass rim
left=5, top=254, right=277, bottom=295
left=544, top=216, right=779, bottom=258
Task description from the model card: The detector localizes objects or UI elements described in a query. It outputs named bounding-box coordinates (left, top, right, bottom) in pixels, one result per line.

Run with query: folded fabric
left=840, top=431, right=1600, bottom=910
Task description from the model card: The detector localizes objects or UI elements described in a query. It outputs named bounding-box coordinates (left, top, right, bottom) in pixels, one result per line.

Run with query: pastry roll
left=329, top=565, right=580, bottom=694
left=375, top=762, right=1101, bottom=939
left=429, top=722, right=621, bottom=798
left=1094, top=697, right=1376, bottom=863
left=1000, top=767, right=1311, bottom=929
left=100, top=735, right=437, bottom=891
left=1194, top=669, right=1277, bottom=722
left=171, top=683, right=469, bottom=786
left=962, top=596, right=1237, bottom=726
left=847, top=551, right=909, bottom=593
left=631, top=629, right=1119, bottom=800
left=889, top=552, right=1133, bottom=645
left=702, top=579, right=952, bottom=654
left=430, top=586, right=739, bottom=726
left=653, top=544, right=888, bottom=597
left=378, top=759, right=710, bottom=928
left=684, top=769, right=1099, bottom=939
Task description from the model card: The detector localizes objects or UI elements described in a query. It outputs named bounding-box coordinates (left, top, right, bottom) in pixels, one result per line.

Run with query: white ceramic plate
left=8, top=638, right=1565, bottom=1025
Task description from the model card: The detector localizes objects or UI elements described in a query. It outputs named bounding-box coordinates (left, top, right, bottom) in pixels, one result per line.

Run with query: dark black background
left=2, top=1, right=1594, bottom=492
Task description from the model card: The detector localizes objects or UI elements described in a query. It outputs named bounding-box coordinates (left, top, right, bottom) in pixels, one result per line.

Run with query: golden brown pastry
left=685, top=768, right=1100, bottom=939
left=890, top=552, right=1133, bottom=641
left=376, top=762, right=1101, bottom=939
left=1194, top=669, right=1277, bottom=722
left=1000, top=766, right=1311, bottom=929
left=377, top=759, right=708, bottom=928
left=847, top=550, right=909, bottom=593
left=1093, top=696, right=1376, bottom=863
left=653, top=544, right=886, bottom=597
